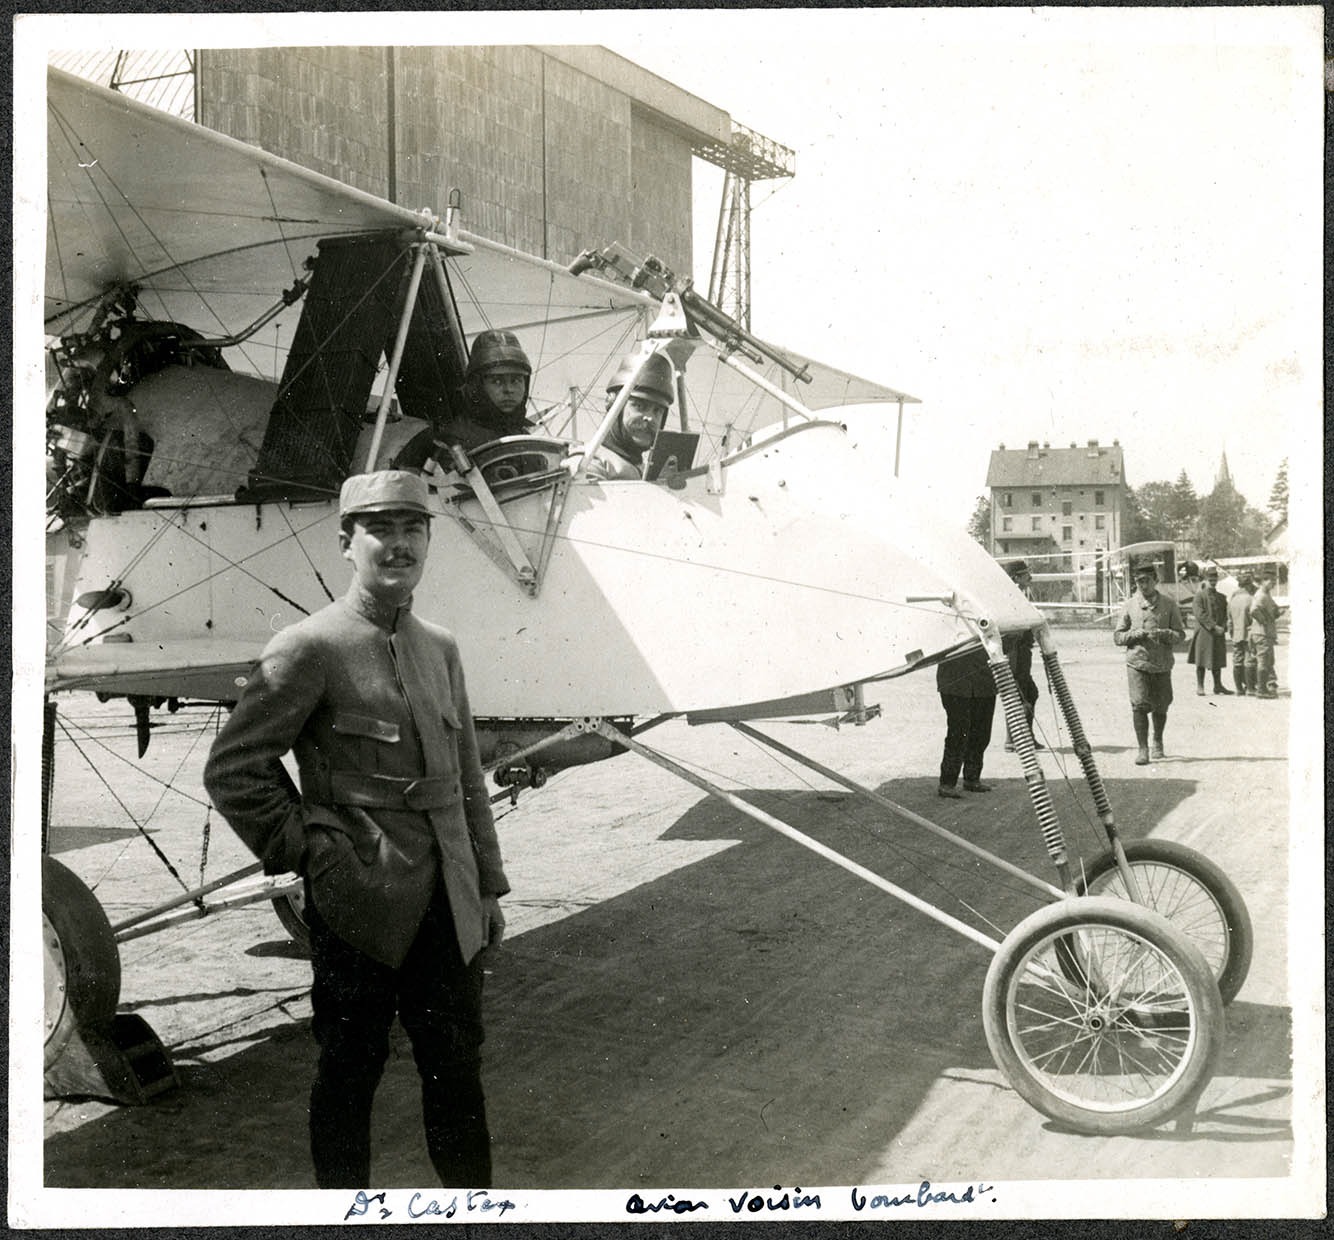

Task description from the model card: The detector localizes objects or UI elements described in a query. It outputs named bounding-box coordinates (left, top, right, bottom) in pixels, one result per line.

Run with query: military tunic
left=204, top=590, right=508, bottom=968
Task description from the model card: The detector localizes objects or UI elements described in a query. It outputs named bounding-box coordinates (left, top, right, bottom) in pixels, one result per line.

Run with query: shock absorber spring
left=1041, top=643, right=1114, bottom=824
left=988, top=652, right=1069, bottom=873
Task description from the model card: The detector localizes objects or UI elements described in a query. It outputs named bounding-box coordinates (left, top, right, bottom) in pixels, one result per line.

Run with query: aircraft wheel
left=271, top=884, right=312, bottom=957
left=983, top=897, right=1223, bottom=1135
left=43, top=856, right=121, bottom=1068
left=1075, top=839, right=1252, bottom=1004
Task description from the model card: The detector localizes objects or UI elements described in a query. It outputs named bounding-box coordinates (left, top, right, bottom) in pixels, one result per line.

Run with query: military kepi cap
left=339, top=470, right=431, bottom=518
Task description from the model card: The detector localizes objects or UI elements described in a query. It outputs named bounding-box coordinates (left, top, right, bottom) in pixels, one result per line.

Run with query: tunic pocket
left=331, top=712, right=401, bottom=743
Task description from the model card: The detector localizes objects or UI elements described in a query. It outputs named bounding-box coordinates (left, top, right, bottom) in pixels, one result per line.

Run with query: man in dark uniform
left=936, top=645, right=997, bottom=797
left=1001, top=560, right=1044, bottom=752
left=1187, top=565, right=1231, bottom=695
left=204, top=469, right=509, bottom=1188
left=1113, top=561, right=1186, bottom=764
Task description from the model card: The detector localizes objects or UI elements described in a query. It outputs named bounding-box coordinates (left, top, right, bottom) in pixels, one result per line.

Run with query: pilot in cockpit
left=393, top=329, right=535, bottom=469
left=461, top=329, right=535, bottom=442
left=579, top=351, right=675, bottom=481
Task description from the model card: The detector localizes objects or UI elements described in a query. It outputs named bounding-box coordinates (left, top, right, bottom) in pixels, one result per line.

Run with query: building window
left=1095, top=490, right=1105, bottom=505
left=1062, top=501, right=1073, bottom=516
left=1095, top=515, right=1105, bottom=530
left=1031, top=517, right=1042, bottom=532
left=1031, top=492, right=1042, bottom=506
left=1062, top=526, right=1073, bottom=542
left=1002, top=492, right=1012, bottom=508
left=1002, top=517, right=1013, bottom=532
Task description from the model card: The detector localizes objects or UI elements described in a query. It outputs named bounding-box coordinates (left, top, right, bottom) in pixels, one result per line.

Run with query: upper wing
left=47, top=64, right=914, bottom=463
left=46, top=66, right=428, bottom=352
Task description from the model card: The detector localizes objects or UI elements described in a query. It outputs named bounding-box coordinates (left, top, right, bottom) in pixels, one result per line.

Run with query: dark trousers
left=307, top=885, right=490, bottom=1189
left=1249, top=632, right=1276, bottom=694
left=939, top=693, right=996, bottom=786
left=1232, top=640, right=1249, bottom=692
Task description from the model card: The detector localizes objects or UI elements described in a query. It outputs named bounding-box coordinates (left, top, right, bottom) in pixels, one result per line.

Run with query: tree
left=1168, top=469, right=1200, bottom=541
left=967, top=494, right=992, bottom=550
left=1192, top=478, right=1265, bottom=557
left=1267, top=458, right=1288, bottom=524
left=1122, top=486, right=1158, bottom=544
left=1131, top=480, right=1179, bottom=542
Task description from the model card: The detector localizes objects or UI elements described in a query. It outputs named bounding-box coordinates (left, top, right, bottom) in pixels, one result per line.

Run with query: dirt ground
left=37, top=629, right=1306, bottom=1201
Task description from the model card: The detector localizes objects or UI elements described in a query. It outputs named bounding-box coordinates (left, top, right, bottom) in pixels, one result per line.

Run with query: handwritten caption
left=627, top=1181, right=996, bottom=1215
left=342, top=1180, right=994, bottom=1222
left=344, top=1190, right=516, bottom=1221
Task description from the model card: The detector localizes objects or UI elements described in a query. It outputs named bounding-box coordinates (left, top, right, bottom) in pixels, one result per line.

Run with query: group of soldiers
left=1115, top=559, right=1282, bottom=766
left=1183, top=563, right=1283, bottom=700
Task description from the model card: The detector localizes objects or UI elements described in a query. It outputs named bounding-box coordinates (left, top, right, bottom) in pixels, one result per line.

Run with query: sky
left=602, top=8, right=1322, bottom=526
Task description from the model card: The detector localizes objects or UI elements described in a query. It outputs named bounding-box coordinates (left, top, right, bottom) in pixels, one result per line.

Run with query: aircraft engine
left=46, top=312, right=233, bottom=522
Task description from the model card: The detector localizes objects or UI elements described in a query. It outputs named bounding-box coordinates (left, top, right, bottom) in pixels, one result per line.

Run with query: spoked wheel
left=1075, top=839, right=1253, bottom=1004
left=44, top=855, right=122, bottom=1069
left=271, top=881, right=312, bottom=956
left=983, top=897, right=1224, bottom=1135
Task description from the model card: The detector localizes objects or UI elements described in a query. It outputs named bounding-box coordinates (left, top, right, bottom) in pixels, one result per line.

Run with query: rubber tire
left=271, top=885, right=312, bottom=957
left=1075, top=839, right=1253, bottom=1005
left=43, top=856, right=121, bottom=1069
left=983, top=896, right=1224, bottom=1135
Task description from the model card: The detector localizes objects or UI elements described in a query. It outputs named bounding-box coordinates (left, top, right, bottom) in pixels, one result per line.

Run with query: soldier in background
left=1001, top=559, right=1045, bottom=752
left=1248, top=573, right=1281, bottom=699
left=1113, top=561, right=1185, bottom=765
left=936, top=645, right=998, bottom=798
left=1226, top=575, right=1255, bottom=695
left=1188, top=566, right=1232, bottom=695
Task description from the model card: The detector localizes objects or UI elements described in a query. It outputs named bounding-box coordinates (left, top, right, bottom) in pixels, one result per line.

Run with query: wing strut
left=572, top=717, right=1005, bottom=952
left=364, top=242, right=428, bottom=469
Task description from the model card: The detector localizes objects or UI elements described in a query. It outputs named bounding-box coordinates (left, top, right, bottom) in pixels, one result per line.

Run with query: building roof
left=987, top=440, right=1125, bottom=489
left=1264, top=516, right=1287, bottom=553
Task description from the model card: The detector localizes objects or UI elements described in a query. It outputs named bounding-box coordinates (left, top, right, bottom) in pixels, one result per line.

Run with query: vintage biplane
left=38, top=65, right=1252, bottom=1135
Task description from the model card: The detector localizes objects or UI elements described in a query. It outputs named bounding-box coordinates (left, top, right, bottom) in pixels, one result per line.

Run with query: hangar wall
left=197, top=45, right=696, bottom=274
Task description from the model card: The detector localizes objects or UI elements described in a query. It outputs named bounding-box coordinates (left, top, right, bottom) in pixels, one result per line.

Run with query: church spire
left=1216, top=449, right=1232, bottom=487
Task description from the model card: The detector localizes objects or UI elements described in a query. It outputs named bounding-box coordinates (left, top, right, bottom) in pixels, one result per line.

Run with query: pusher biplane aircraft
left=39, top=65, right=1252, bottom=1134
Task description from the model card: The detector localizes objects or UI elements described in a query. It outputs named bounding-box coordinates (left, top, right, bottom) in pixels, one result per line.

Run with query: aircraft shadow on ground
left=47, top=826, right=153, bottom=853
left=44, top=776, right=1288, bottom=1191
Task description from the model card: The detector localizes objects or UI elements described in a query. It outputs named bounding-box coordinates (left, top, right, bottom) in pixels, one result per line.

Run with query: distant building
left=986, top=439, right=1128, bottom=565
left=1264, top=516, right=1287, bottom=557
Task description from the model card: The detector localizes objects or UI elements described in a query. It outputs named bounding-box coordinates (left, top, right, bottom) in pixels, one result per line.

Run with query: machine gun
left=568, top=242, right=811, bottom=385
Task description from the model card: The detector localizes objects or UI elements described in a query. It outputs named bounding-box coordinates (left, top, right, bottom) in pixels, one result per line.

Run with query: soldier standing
left=1113, top=562, right=1186, bottom=765
left=1188, top=566, right=1232, bottom=695
left=1226, top=575, right=1254, bottom=695
left=204, top=470, right=509, bottom=1188
left=1248, top=573, right=1282, bottom=698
